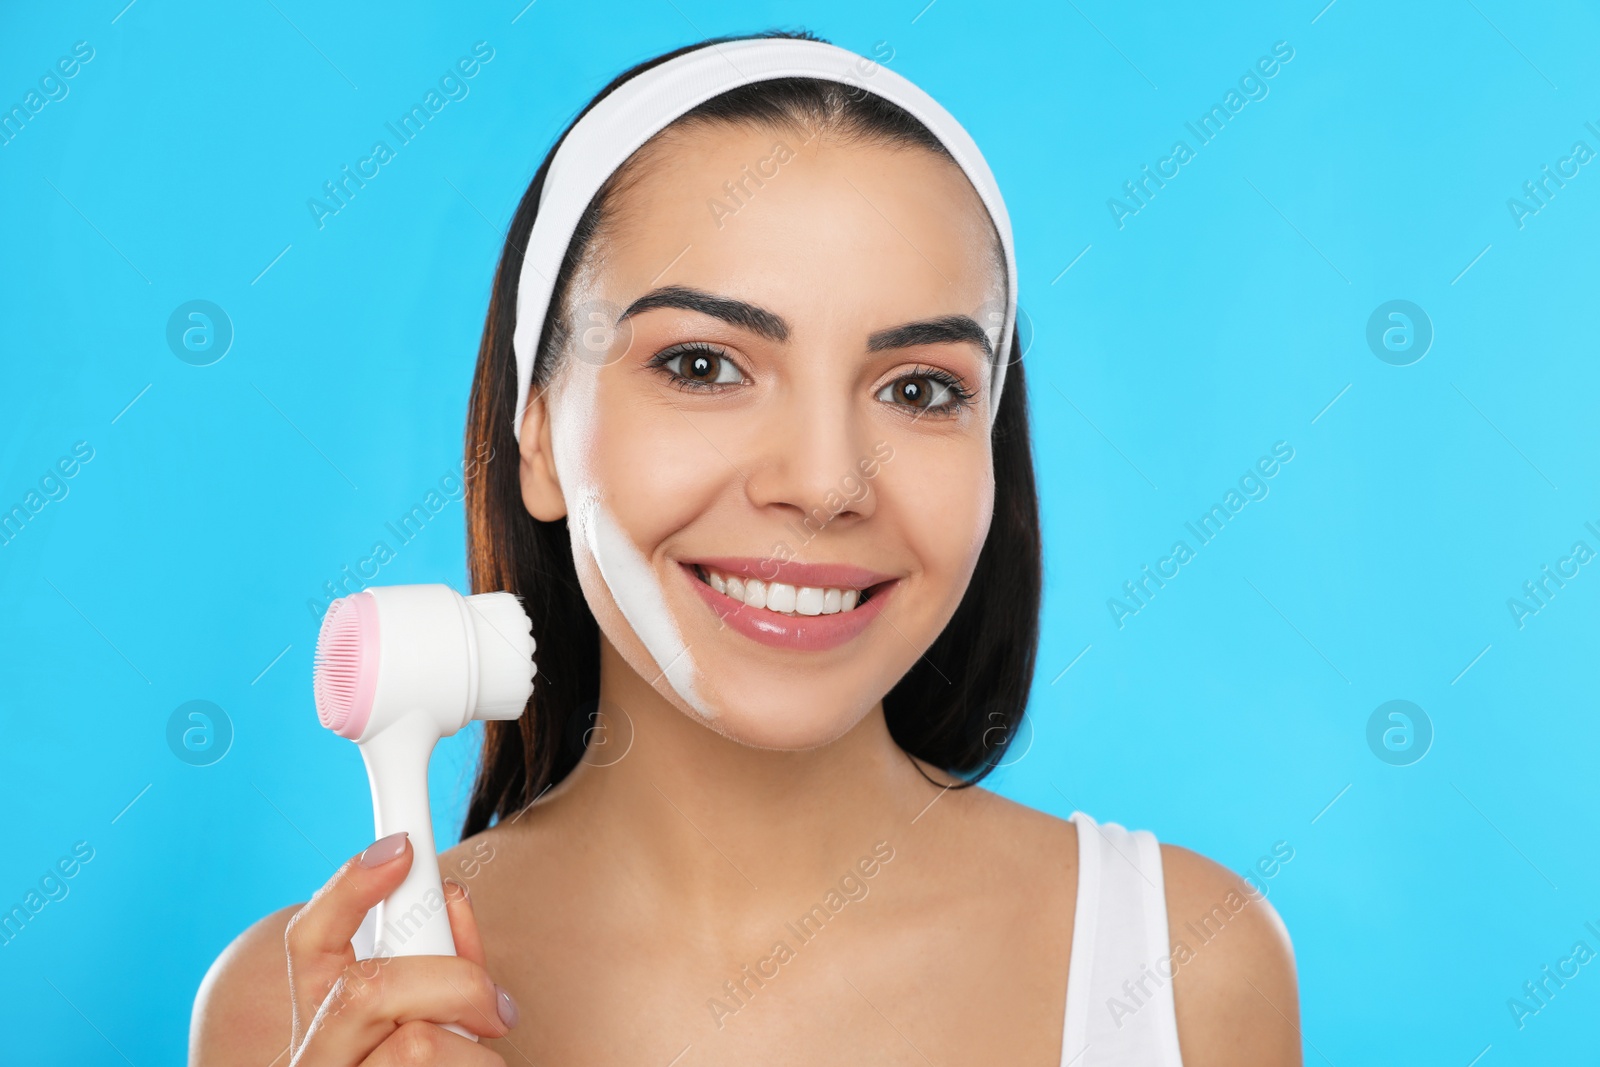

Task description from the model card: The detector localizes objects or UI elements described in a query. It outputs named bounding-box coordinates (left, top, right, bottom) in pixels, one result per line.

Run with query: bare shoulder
left=1160, top=843, right=1301, bottom=1066
left=879, top=763, right=1081, bottom=917
left=438, top=820, right=523, bottom=882
left=903, top=757, right=1080, bottom=857
left=190, top=903, right=299, bottom=1066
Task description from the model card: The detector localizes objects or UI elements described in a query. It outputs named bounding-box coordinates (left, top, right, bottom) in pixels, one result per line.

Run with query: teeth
left=766, top=582, right=796, bottom=613
left=695, top=566, right=870, bottom=616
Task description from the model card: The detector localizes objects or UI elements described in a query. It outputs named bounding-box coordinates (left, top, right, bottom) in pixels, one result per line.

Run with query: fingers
left=443, top=878, right=487, bottom=968
left=291, top=833, right=414, bottom=959
left=366, top=1019, right=509, bottom=1066
left=293, top=954, right=517, bottom=1067
left=286, top=833, right=413, bottom=1040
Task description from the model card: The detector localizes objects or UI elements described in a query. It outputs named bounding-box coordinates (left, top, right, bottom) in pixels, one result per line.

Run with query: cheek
left=878, top=435, right=994, bottom=592
left=548, top=370, right=733, bottom=719
left=553, top=372, right=727, bottom=546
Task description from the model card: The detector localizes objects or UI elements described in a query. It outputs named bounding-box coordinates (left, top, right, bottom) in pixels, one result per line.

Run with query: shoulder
left=901, top=757, right=1079, bottom=846
left=438, top=823, right=520, bottom=877
left=1158, top=842, right=1301, bottom=1066
left=189, top=903, right=300, bottom=1065
left=919, top=775, right=1081, bottom=864
left=887, top=767, right=1080, bottom=909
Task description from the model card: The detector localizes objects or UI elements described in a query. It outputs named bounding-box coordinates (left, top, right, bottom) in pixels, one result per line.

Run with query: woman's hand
left=283, top=832, right=519, bottom=1065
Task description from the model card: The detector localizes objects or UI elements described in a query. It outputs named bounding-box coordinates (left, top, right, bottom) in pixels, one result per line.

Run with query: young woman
left=194, top=30, right=1299, bottom=1066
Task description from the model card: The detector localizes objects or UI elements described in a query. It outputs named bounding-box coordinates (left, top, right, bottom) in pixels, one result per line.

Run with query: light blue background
left=3, top=1, right=1597, bottom=1062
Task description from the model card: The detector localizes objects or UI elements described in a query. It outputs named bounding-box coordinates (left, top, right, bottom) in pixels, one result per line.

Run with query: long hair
left=460, top=29, right=1040, bottom=835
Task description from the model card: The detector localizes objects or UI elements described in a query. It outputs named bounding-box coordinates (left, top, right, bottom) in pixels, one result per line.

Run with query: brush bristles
left=466, top=591, right=537, bottom=720
left=313, top=596, right=366, bottom=732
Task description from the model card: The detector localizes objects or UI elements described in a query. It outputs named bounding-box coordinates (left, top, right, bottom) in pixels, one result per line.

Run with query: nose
left=742, top=384, right=878, bottom=534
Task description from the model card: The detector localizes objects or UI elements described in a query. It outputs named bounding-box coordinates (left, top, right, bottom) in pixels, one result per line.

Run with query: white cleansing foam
left=581, top=498, right=711, bottom=719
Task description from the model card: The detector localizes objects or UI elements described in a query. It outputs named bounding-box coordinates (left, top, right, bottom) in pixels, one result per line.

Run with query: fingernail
left=496, top=984, right=519, bottom=1028
left=359, top=832, right=408, bottom=867
left=443, top=876, right=470, bottom=901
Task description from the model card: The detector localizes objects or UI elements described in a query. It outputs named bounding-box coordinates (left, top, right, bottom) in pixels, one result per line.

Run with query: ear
left=518, top=383, right=567, bottom=521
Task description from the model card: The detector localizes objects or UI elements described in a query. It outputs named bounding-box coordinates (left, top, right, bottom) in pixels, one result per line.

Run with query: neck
left=541, top=638, right=948, bottom=919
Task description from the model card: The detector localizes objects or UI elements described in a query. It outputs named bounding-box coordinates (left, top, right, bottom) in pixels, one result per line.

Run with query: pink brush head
left=313, top=591, right=380, bottom=740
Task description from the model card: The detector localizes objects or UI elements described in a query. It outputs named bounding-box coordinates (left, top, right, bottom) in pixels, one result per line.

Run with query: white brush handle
left=358, top=713, right=476, bottom=1042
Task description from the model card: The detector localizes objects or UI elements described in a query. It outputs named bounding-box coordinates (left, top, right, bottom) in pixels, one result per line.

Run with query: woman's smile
left=679, top=557, right=899, bottom=652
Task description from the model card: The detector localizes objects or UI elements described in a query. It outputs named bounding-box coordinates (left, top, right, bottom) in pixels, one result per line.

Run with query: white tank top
left=349, top=810, right=1185, bottom=1065
left=1060, top=811, right=1185, bottom=1066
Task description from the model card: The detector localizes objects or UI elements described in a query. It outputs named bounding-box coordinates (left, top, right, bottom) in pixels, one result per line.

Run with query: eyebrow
left=617, top=285, right=993, bottom=360
left=619, top=285, right=788, bottom=343
left=867, top=315, right=993, bottom=361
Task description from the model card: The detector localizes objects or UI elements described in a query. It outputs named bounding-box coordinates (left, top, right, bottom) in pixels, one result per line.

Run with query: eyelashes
left=646, top=342, right=744, bottom=392
left=877, top=364, right=976, bottom=416
left=644, top=344, right=976, bottom=416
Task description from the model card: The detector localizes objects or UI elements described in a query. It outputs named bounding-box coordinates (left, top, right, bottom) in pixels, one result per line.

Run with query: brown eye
left=877, top=374, right=955, bottom=410
left=895, top=379, right=930, bottom=406
left=658, top=346, right=743, bottom=386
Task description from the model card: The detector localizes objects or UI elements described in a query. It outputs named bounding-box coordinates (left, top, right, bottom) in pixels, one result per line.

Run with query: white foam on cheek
left=580, top=498, right=712, bottom=719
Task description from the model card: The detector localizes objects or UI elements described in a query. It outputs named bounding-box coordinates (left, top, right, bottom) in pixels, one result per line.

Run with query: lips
left=694, top=563, right=869, bottom=616
left=679, top=557, right=897, bottom=652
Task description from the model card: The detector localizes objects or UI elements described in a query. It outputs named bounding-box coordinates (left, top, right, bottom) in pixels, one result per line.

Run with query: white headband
left=510, top=37, right=1017, bottom=441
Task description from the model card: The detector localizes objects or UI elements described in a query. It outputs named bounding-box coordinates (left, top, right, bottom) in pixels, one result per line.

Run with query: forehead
left=591, top=121, right=1004, bottom=331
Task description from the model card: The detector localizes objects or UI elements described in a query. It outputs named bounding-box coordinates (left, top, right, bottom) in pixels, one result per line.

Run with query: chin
left=674, top=673, right=882, bottom=751
left=600, top=621, right=887, bottom=749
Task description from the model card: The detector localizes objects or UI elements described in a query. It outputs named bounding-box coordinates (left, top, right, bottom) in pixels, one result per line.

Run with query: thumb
left=442, top=877, right=487, bottom=967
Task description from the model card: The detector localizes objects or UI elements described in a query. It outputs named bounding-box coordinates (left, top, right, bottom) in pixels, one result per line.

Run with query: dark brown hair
left=460, top=29, right=1040, bottom=836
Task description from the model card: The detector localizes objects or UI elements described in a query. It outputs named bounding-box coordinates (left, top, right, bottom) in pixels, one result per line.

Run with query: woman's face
left=522, top=119, right=1005, bottom=749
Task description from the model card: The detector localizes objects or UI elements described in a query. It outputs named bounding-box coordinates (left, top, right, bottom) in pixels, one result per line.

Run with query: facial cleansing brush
left=313, top=584, right=536, bottom=970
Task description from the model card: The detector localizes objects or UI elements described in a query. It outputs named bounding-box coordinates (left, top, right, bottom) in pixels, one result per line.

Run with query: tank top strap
left=1060, top=811, right=1185, bottom=1067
